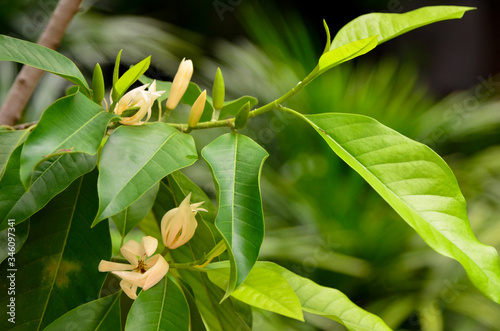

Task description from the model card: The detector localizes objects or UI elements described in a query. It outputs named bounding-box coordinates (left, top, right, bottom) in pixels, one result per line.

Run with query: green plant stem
left=168, top=66, right=319, bottom=132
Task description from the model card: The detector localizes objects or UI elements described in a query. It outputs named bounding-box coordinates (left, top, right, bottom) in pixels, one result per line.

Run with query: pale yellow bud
left=166, top=58, right=193, bottom=110
left=188, top=90, right=207, bottom=128
left=160, top=193, right=207, bottom=249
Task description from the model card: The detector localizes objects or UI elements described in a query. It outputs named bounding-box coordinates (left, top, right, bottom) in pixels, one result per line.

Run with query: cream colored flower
left=188, top=90, right=206, bottom=128
left=98, top=236, right=168, bottom=300
left=166, top=58, right=193, bottom=110
left=113, top=80, right=165, bottom=125
left=161, top=193, right=207, bottom=249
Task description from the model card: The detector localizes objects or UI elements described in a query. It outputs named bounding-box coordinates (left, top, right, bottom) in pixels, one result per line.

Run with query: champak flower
left=112, top=80, right=165, bottom=125
left=166, top=58, right=193, bottom=110
left=161, top=193, right=207, bottom=249
left=98, top=236, right=168, bottom=300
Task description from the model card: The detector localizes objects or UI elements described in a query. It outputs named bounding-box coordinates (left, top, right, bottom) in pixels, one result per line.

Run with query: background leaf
left=0, top=169, right=111, bottom=330
left=207, top=263, right=304, bottom=321
left=125, top=275, right=190, bottom=331
left=0, top=35, right=90, bottom=93
left=94, top=122, right=197, bottom=224
left=219, top=96, right=259, bottom=120
left=202, top=133, right=268, bottom=298
left=330, top=6, right=475, bottom=49
left=19, top=91, right=117, bottom=186
left=257, top=262, right=392, bottom=331
left=44, top=292, right=121, bottom=331
left=289, top=109, right=500, bottom=304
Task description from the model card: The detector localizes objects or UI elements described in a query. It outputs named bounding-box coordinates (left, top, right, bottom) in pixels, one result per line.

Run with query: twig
left=0, top=0, right=83, bottom=126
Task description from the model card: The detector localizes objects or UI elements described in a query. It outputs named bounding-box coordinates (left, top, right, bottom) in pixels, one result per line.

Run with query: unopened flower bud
left=188, top=90, right=206, bottom=128
left=166, top=58, right=193, bottom=110
left=234, top=101, right=251, bottom=129
left=212, top=67, right=225, bottom=110
left=92, top=63, right=105, bottom=104
left=161, top=193, right=207, bottom=249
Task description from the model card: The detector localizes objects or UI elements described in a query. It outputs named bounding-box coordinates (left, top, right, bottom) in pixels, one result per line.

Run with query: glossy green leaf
left=0, top=129, right=29, bottom=179
left=167, top=170, right=217, bottom=223
left=94, top=122, right=197, bottom=224
left=20, top=91, right=117, bottom=186
left=202, top=133, right=268, bottom=298
left=182, top=82, right=215, bottom=122
left=44, top=292, right=121, bottom=331
left=0, top=170, right=111, bottom=330
left=207, top=264, right=304, bottom=321
left=219, top=96, right=258, bottom=120
left=257, top=262, right=392, bottom=331
left=330, top=6, right=475, bottom=49
left=152, top=180, right=250, bottom=331
left=125, top=275, right=189, bottom=331
left=0, top=35, right=89, bottom=93
left=0, top=145, right=97, bottom=230
left=289, top=109, right=500, bottom=304
left=0, top=219, right=29, bottom=264
left=318, top=36, right=378, bottom=74
left=113, top=56, right=151, bottom=100
left=111, top=183, right=159, bottom=237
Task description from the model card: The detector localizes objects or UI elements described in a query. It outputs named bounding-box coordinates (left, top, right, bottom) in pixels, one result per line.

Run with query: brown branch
left=0, top=0, right=83, bottom=126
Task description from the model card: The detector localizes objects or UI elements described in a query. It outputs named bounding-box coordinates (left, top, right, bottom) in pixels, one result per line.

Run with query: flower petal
left=121, top=240, right=145, bottom=266
left=120, top=280, right=138, bottom=300
left=142, top=254, right=169, bottom=291
left=113, top=270, right=147, bottom=288
left=98, top=260, right=134, bottom=272
left=142, top=236, right=158, bottom=257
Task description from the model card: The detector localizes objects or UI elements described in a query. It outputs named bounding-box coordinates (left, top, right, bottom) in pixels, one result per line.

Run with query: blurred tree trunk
left=0, top=0, right=83, bottom=126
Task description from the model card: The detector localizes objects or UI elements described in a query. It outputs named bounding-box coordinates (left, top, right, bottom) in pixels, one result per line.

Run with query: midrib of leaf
left=50, top=111, right=103, bottom=153
left=156, top=279, right=168, bottom=331
left=37, top=176, right=83, bottom=330
left=100, top=131, right=178, bottom=217
left=94, top=293, right=120, bottom=331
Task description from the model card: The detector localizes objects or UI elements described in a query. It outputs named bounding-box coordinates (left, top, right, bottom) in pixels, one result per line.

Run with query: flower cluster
left=110, top=57, right=209, bottom=128
left=99, top=193, right=206, bottom=299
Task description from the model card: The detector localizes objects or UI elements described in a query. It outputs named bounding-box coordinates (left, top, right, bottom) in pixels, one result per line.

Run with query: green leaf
left=0, top=146, right=97, bottom=230
left=0, top=35, right=90, bottom=93
left=0, top=169, right=111, bottom=330
left=167, top=170, right=218, bottom=223
left=125, top=275, right=190, bottom=331
left=94, top=122, right=197, bottom=224
left=0, top=129, right=29, bottom=179
left=111, top=183, right=159, bottom=238
left=318, top=36, right=378, bottom=73
left=44, top=292, right=121, bottom=331
left=113, top=56, right=151, bottom=100
left=19, top=91, right=117, bottom=186
left=330, top=6, right=475, bottom=49
left=0, top=219, right=29, bottom=264
left=289, top=109, right=500, bottom=304
left=152, top=180, right=250, bottom=331
left=182, top=82, right=215, bottom=122
left=207, top=264, right=304, bottom=321
left=219, top=96, right=259, bottom=120
left=202, top=133, right=268, bottom=298
left=257, top=262, right=392, bottom=331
